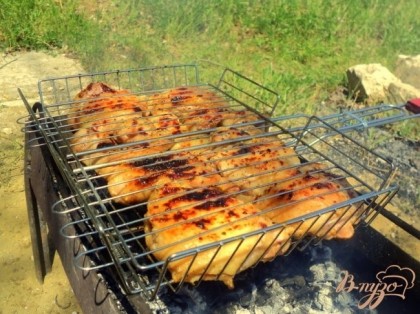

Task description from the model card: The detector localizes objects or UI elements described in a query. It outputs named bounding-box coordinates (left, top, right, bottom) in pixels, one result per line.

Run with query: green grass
left=1, top=0, right=419, bottom=129
left=0, top=0, right=104, bottom=61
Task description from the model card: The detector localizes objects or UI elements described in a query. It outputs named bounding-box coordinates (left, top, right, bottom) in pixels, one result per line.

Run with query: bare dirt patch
left=0, top=51, right=84, bottom=314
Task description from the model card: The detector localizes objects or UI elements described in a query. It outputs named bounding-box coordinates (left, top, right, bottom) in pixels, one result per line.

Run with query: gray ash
left=374, top=134, right=419, bottom=211
left=152, top=244, right=373, bottom=314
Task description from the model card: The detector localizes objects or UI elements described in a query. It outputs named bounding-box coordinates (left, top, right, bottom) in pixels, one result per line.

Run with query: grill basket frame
left=21, top=64, right=399, bottom=300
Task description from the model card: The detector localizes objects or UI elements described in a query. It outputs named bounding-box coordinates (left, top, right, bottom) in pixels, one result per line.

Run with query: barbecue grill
left=20, top=64, right=419, bottom=313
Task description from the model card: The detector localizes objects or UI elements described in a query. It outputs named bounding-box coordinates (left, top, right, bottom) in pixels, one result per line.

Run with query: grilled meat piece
left=145, top=181, right=292, bottom=288
left=149, top=86, right=228, bottom=115
left=68, top=82, right=150, bottom=128
left=259, top=163, right=362, bottom=240
left=210, top=125, right=263, bottom=143
left=170, top=134, right=211, bottom=155
left=101, top=152, right=229, bottom=205
left=147, top=86, right=230, bottom=131
left=70, top=113, right=181, bottom=165
left=210, top=130, right=301, bottom=200
left=220, top=109, right=263, bottom=127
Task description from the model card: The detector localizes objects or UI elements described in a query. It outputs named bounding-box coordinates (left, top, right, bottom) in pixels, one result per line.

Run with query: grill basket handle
left=405, top=98, right=420, bottom=114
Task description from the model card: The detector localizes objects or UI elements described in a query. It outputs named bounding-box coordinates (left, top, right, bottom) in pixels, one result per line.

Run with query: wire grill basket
left=21, top=64, right=398, bottom=300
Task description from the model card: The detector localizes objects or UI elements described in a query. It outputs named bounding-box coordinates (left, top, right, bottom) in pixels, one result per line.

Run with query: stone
left=346, top=63, right=420, bottom=103
left=395, top=54, right=420, bottom=89
left=346, top=63, right=398, bottom=102
left=387, top=81, right=420, bottom=103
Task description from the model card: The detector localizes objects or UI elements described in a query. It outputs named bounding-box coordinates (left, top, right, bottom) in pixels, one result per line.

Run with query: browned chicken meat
left=145, top=86, right=230, bottom=131
left=68, top=82, right=150, bottom=128
left=170, top=134, right=211, bottom=155
left=258, top=163, right=362, bottom=240
left=68, top=82, right=182, bottom=166
left=220, top=109, right=264, bottom=128
left=210, top=125, right=263, bottom=143
left=210, top=128, right=301, bottom=200
left=71, top=113, right=181, bottom=165
left=145, top=181, right=293, bottom=288
left=100, top=152, right=230, bottom=205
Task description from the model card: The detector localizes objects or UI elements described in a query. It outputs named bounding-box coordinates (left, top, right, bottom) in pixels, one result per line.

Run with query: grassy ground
left=1, top=0, right=419, bottom=122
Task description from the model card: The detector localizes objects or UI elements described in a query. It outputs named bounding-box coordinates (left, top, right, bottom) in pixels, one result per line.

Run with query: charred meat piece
left=101, top=152, right=228, bottom=205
